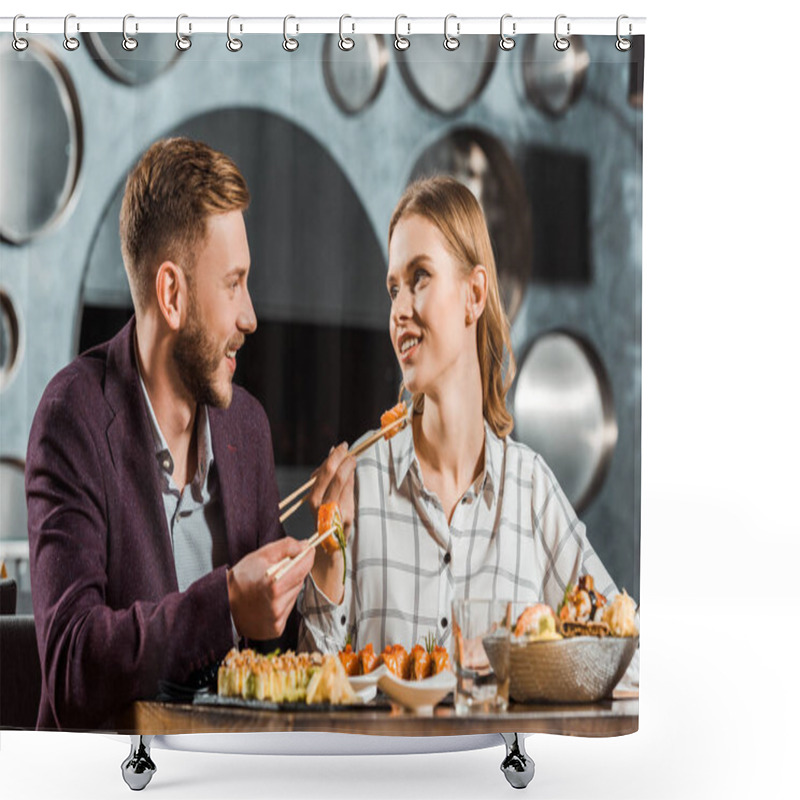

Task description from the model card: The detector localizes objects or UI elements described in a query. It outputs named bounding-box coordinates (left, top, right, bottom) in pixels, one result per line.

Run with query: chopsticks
left=266, top=525, right=336, bottom=582
left=277, top=410, right=410, bottom=523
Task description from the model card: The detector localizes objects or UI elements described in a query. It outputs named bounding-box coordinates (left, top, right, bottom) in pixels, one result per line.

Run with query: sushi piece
left=317, top=501, right=347, bottom=584
left=380, top=401, right=409, bottom=440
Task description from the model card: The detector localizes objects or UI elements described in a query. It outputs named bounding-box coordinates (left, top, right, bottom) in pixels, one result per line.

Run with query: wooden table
left=118, top=694, right=638, bottom=738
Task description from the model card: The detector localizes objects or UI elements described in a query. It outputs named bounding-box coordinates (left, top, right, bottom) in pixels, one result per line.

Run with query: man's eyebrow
left=225, top=266, right=248, bottom=278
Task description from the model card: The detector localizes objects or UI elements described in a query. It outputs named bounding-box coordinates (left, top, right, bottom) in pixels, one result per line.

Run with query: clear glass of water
left=452, top=598, right=511, bottom=714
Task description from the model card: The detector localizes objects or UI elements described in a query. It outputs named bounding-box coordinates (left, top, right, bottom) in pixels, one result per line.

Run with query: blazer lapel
left=209, top=407, right=248, bottom=567
left=104, top=319, right=179, bottom=594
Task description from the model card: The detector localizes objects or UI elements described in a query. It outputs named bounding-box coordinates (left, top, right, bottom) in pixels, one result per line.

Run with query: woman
left=299, top=176, right=625, bottom=656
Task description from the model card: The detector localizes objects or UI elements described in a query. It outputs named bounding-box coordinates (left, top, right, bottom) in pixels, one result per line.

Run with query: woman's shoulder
left=495, top=430, right=559, bottom=484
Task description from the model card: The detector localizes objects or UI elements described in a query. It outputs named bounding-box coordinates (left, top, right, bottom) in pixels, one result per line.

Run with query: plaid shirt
left=298, top=420, right=620, bottom=655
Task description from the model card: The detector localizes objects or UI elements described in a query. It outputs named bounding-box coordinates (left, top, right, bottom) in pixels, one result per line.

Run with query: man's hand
left=227, top=537, right=314, bottom=641
left=306, top=442, right=356, bottom=603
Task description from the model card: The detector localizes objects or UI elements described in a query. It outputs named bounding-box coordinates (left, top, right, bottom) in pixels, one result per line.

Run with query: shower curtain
left=0, top=14, right=644, bottom=748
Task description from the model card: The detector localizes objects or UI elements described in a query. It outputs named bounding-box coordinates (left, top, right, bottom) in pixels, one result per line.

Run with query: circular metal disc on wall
left=0, top=40, right=83, bottom=244
left=408, top=128, right=532, bottom=323
left=397, top=35, right=496, bottom=115
left=512, top=331, right=617, bottom=512
left=0, top=290, right=22, bottom=392
left=0, top=457, right=27, bottom=544
left=522, top=34, right=590, bottom=118
left=84, top=33, right=181, bottom=86
left=322, top=34, right=389, bottom=115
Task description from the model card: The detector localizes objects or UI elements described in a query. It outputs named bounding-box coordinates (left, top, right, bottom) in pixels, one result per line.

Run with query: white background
left=2, top=1, right=798, bottom=797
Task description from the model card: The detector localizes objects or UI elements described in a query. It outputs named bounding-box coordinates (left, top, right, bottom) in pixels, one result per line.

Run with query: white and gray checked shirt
left=299, top=420, right=621, bottom=655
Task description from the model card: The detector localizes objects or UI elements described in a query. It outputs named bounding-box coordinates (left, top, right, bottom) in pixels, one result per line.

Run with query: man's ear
left=155, top=261, right=187, bottom=331
left=467, top=264, right=489, bottom=323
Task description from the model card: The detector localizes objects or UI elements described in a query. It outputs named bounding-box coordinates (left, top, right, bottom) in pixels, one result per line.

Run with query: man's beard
left=173, top=308, right=238, bottom=410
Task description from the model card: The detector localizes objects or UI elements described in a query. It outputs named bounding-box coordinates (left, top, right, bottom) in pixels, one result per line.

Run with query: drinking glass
left=452, top=598, right=511, bottom=714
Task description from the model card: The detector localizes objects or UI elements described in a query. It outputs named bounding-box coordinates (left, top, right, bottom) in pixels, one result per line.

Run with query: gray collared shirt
left=137, top=371, right=229, bottom=594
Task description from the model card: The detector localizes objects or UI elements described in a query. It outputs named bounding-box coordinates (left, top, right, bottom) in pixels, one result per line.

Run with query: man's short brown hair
left=119, top=137, right=250, bottom=311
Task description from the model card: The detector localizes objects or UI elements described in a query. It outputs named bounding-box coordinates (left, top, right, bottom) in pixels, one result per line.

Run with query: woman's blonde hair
left=388, top=176, right=516, bottom=438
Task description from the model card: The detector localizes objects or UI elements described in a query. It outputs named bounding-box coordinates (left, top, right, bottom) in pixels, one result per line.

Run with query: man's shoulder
left=38, top=341, right=112, bottom=409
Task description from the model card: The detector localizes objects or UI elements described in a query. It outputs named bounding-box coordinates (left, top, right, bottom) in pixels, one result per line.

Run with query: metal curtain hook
left=12, top=14, right=29, bottom=51
left=283, top=15, right=299, bottom=51
left=394, top=15, right=410, bottom=51
left=227, top=15, right=243, bottom=51
left=122, top=14, right=138, bottom=51
left=339, top=14, right=355, bottom=51
left=554, top=14, right=571, bottom=51
left=176, top=14, right=192, bottom=51
left=616, top=15, right=632, bottom=51
left=444, top=14, right=460, bottom=51
left=499, top=14, right=516, bottom=51
left=63, top=14, right=80, bottom=51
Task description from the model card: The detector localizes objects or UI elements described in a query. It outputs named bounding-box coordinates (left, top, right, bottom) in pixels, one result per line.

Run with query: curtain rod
left=1, top=15, right=646, bottom=37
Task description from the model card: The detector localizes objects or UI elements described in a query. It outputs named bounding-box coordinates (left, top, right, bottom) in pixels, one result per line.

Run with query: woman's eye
left=414, top=269, right=428, bottom=284
left=388, top=285, right=398, bottom=300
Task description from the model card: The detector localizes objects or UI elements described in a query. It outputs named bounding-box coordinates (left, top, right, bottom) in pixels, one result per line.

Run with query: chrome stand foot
left=121, top=735, right=156, bottom=791
left=500, top=733, right=535, bottom=789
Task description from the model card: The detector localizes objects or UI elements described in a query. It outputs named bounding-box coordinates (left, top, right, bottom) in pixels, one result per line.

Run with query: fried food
left=338, top=643, right=360, bottom=676
left=603, top=589, right=638, bottom=637
left=380, top=402, right=409, bottom=440
left=559, top=575, right=608, bottom=625
left=409, top=644, right=431, bottom=681
left=513, top=603, right=562, bottom=640
left=317, top=501, right=347, bottom=584
left=217, top=648, right=357, bottom=705
left=382, top=643, right=411, bottom=680
left=429, top=645, right=451, bottom=675
left=359, top=643, right=381, bottom=674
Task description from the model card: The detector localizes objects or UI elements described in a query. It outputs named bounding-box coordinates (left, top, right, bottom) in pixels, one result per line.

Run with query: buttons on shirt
left=340, top=615, right=346, bottom=626
left=157, top=450, right=174, bottom=475
left=443, top=552, right=451, bottom=565
left=440, top=617, right=448, bottom=628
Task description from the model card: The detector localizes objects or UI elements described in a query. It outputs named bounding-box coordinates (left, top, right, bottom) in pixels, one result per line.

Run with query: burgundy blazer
left=26, top=318, right=296, bottom=730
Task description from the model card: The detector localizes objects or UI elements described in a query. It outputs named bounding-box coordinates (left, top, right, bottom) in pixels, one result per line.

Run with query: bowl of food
left=339, top=639, right=455, bottom=714
left=503, top=578, right=639, bottom=703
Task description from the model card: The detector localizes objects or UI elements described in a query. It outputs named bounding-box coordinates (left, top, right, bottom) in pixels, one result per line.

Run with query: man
left=25, top=138, right=314, bottom=731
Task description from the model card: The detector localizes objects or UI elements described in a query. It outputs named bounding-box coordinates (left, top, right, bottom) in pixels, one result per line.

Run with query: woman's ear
left=466, top=264, right=489, bottom=324
left=155, top=261, right=187, bottom=331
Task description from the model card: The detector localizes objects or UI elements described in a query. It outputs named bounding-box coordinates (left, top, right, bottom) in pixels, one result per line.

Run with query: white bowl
left=377, top=669, right=456, bottom=714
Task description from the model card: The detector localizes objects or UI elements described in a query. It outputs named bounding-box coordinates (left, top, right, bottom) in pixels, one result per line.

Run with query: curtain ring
left=12, top=15, right=29, bottom=52
left=122, top=14, right=138, bottom=51
left=616, top=15, right=632, bottom=52
left=175, top=14, right=192, bottom=51
left=499, top=14, right=515, bottom=51
left=444, top=14, right=460, bottom=51
left=227, top=15, right=243, bottom=52
left=394, top=15, right=410, bottom=51
left=63, top=14, right=80, bottom=51
left=554, top=14, right=570, bottom=51
left=339, top=14, right=355, bottom=51
left=283, top=15, right=299, bottom=51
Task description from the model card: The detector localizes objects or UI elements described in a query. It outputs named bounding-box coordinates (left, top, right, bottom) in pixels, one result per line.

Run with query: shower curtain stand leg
left=499, top=732, right=535, bottom=789
left=121, top=735, right=156, bottom=790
